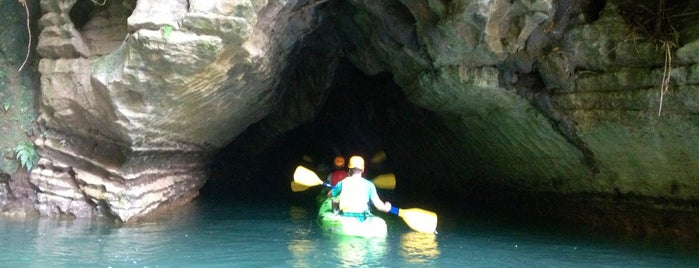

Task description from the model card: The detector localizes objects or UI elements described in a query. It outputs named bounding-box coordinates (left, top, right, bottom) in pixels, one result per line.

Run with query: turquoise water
left=1, top=196, right=698, bottom=267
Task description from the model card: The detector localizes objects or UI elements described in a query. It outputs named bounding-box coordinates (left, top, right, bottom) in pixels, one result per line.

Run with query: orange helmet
left=333, top=156, right=345, bottom=168
left=348, top=156, right=365, bottom=170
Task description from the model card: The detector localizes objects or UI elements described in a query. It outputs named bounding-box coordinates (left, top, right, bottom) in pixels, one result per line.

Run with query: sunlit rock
left=25, top=0, right=314, bottom=221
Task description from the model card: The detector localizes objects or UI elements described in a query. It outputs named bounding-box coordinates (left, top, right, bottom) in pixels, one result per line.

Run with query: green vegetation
left=14, top=141, right=37, bottom=170
left=1, top=3, right=39, bottom=175
left=162, top=25, right=173, bottom=40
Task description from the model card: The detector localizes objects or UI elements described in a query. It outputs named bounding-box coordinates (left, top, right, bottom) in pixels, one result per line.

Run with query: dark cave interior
left=203, top=62, right=413, bottom=204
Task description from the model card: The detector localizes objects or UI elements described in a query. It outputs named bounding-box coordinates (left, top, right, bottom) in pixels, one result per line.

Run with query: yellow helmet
left=333, top=156, right=345, bottom=167
left=348, top=156, right=365, bottom=170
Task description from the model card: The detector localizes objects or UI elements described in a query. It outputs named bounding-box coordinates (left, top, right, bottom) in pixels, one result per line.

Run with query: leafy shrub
left=15, top=141, right=38, bottom=170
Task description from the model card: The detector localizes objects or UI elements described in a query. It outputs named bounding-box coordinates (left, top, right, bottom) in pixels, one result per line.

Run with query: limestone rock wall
left=325, top=0, right=699, bottom=201
left=25, top=0, right=317, bottom=221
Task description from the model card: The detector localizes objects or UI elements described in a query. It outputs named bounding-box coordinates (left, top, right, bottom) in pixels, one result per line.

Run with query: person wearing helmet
left=324, top=156, right=349, bottom=214
left=329, top=155, right=391, bottom=221
left=326, top=156, right=349, bottom=186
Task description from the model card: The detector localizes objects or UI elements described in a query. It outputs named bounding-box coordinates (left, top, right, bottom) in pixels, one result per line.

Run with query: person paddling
left=323, top=156, right=348, bottom=214
left=326, top=156, right=349, bottom=186
left=328, top=155, right=391, bottom=221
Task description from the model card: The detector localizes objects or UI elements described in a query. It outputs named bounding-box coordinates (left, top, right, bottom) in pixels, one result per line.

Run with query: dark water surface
left=1, top=195, right=698, bottom=267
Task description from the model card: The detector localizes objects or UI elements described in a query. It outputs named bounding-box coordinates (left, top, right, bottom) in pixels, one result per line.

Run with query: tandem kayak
left=317, top=198, right=388, bottom=238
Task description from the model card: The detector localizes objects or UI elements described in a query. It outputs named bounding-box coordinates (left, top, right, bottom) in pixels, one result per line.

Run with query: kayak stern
left=317, top=199, right=387, bottom=238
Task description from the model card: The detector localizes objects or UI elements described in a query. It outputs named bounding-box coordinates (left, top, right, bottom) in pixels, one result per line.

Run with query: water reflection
left=400, top=232, right=440, bottom=263
left=287, top=205, right=318, bottom=268
left=289, top=205, right=310, bottom=221
left=24, top=201, right=201, bottom=266
left=29, top=217, right=174, bottom=266
left=333, top=236, right=387, bottom=267
left=31, top=218, right=112, bottom=266
left=288, top=238, right=317, bottom=268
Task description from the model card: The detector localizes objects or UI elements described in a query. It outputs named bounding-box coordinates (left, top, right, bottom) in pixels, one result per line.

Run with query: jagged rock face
left=8, top=0, right=699, bottom=233
left=30, top=0, right=316, bottom=221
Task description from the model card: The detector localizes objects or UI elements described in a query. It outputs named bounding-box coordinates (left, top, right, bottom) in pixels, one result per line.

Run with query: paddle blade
left=293, top=166, right=323, bottom=187
left=370, top=150, right=387, bottom=164
left=371, top=173, right=396, bottom=190
left=302, top=154, right=314, bottom=163
left=396, top=207, right=438, bottom=233
left=290, top=181, right=313, bottom=192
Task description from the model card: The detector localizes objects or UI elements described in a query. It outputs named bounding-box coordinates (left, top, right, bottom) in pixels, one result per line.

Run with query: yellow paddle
left=292, top=166, right=437, bottom=233
left=388, top=206, right=438, bottom=233
left=291, top=166, right=395, bottom=191
left=370, top=150, right=387, bottom=164
left=290, top=181, right=313, bottom=192
left=370, top=173, right=397, bottom=190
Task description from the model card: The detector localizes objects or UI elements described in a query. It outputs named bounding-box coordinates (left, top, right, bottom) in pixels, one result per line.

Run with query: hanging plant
left=17, top=0, right=30, bottom=72
left=14, top=141, right=38, bottom=170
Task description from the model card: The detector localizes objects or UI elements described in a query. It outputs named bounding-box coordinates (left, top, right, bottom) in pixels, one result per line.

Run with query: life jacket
left=339, top=177, right=371, bottom=213
left=330, top=170, right=348, bottom=186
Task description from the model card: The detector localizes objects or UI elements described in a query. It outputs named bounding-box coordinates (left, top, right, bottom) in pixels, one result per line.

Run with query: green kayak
left=317, top=198, right=388, bottom=238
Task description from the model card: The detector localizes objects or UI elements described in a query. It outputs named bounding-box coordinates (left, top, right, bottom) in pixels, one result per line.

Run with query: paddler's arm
left=369, top=184, right=391, bottom=212
left=328, top=181, right=342, bottom=197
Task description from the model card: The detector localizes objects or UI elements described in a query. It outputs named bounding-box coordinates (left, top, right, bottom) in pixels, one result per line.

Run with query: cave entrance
left=203, top=61, right=412, bottom=203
